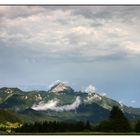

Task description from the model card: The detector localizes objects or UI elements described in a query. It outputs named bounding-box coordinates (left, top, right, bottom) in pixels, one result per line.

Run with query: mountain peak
left=49, top=80, right=74, bottom=94
left=85, top=84, right=96, bottom=95
left=0, top=87, right=22, bottom=94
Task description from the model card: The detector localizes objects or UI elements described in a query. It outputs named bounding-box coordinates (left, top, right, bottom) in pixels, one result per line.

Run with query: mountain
left=0, top=87, right=23, bottom=104
left=0, top=82, right=140, bottom=123
left=49, top=81, right=74, bottom=94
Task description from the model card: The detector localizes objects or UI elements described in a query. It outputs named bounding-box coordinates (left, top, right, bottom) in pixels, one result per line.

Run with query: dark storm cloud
left=71, top=6, right=140, bottom=22
left=0, top=6, right=46, bottom=19
left=1, top=6, right=140, bottom=62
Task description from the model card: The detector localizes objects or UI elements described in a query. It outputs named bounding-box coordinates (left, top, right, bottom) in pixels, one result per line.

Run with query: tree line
left=13, top=106, right=140, bottom=133
left=13, top=121, right=91, bottom=133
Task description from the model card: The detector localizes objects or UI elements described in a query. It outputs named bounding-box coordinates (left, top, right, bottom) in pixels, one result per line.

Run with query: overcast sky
left=0, top=6, right=140, bottom=107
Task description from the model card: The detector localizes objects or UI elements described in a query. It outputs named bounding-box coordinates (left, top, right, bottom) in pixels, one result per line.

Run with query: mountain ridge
left=0, top=83, right=140, bottom=123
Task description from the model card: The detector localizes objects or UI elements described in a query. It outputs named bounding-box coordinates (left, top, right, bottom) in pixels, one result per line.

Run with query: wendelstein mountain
left=0, top=81, right=140, bottom=124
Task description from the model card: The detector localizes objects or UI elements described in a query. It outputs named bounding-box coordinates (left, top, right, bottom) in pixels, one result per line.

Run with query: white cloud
left=31, top=96, right=81, bottom=111
left=85, top=84, right=96, bottom=93
left=124, top=41, right=140, bottom=54
left=52, top=96, right=81, bottom=112
left=32, top=99, right=58, bottom=110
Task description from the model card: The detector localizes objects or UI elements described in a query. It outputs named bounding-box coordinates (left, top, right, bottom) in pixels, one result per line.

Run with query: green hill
left=0, top=109, right=21, bottom=123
